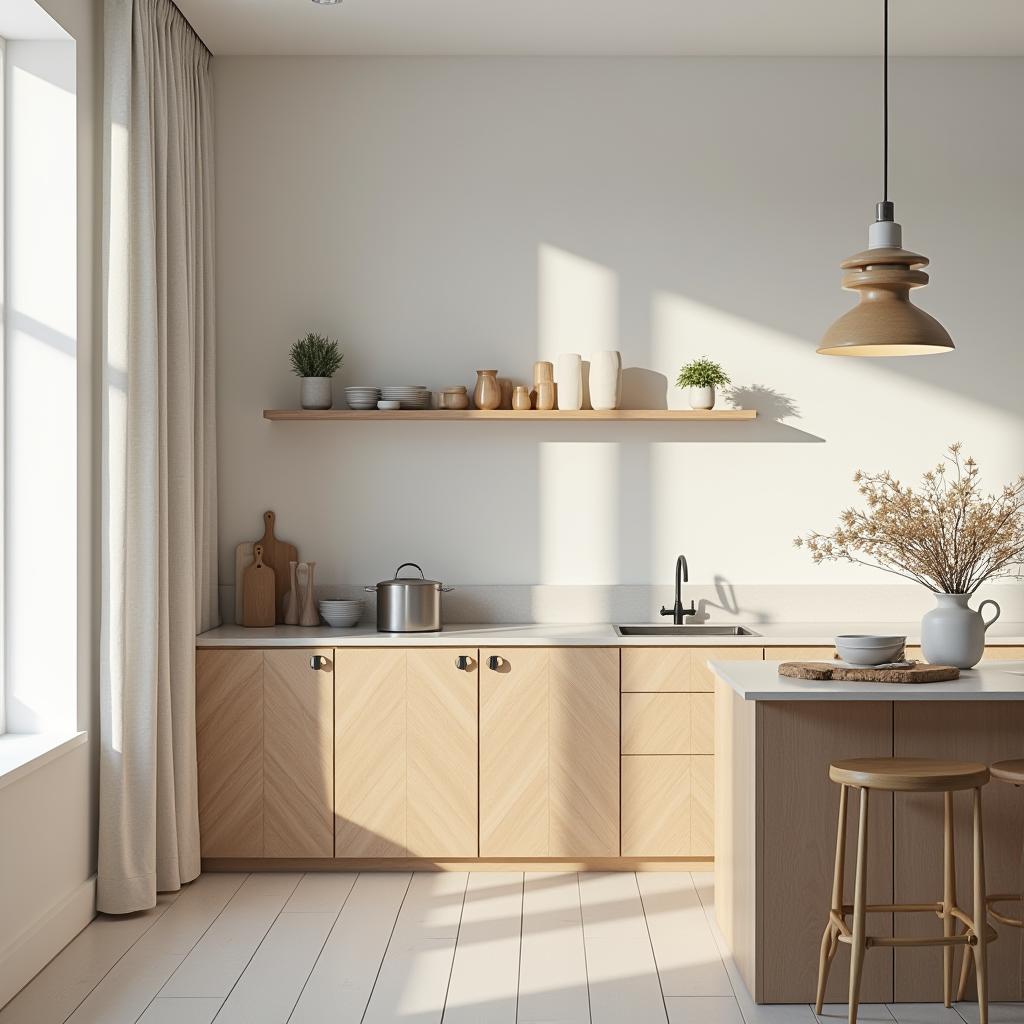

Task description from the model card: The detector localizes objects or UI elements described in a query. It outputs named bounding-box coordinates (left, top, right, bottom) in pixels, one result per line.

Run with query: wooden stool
left=958, top=758, right=1024, bottom=1001
left=815, top=757, right=992, bottom=1024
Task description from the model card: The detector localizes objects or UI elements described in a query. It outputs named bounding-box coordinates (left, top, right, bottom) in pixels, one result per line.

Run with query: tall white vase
left=920, top=592, right=1000, bottom=669
left=589, top=350, right=622, bottom=410
left=556, top=353, right=583, bottom=411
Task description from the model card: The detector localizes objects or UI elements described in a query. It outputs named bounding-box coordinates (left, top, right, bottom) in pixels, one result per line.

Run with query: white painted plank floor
left=0, top=871, right=1015, bottom=1024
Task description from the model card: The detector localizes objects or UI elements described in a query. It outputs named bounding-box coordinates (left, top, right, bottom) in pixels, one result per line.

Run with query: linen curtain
left=99, top=0, right=218, bottom=914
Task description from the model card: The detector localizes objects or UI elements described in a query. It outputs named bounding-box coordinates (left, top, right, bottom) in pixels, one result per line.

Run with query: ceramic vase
left=533, top=361, right=554, bottom=385
left=920, top=592, right=1001, bottom=669
left=689, top=385, right=715, bottom=410
left=298, top=561, right=320, bottom=626
left=284, top=561, right=300, bottom=625
left=512, top=385, right=532, bottom=411
left=589, top=350, right=622, bottom=410
left=535, top=381, right=556, bottom=411
left=556, top=353, right=583, bottom=411
left=498, top=378, right=514, bottom=410
left=301, top=377, right=332, bottom=410
left=474, top=370, right=501, bottom=410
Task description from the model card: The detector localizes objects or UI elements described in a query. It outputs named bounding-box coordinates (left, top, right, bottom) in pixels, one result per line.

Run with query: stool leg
left=848, top=786, right=870, bottom=1024
left=957, top=940, right=973, bottom=1002
left=943, top=790, right=956, bottom=1008
left=816, top=783, right=848, bottom=1014
left=972, top=786, right=989, bottom=1024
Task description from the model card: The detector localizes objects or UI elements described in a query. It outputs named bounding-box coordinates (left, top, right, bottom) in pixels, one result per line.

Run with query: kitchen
left=2, top=1, right=1024, bottom=1024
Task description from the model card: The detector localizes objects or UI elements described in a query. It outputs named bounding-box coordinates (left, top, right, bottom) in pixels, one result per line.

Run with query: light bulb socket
left=868, top=203, right=902, bottom=249
left=875, top=201, right=895, bottom=223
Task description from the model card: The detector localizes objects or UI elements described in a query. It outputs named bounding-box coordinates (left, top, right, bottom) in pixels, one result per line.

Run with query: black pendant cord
left=883, top=0, right=889, bottom=203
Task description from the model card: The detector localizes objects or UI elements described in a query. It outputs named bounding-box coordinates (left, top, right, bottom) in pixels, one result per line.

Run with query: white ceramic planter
left=589, top=350, right=622, bottom=410
left=920, top=592, right=1001, bottom=669
left=300, top=376, right=332, bottom=410
left=688, top=385, right=715, bottom=410
left=556, top=353, right=583, bottom=411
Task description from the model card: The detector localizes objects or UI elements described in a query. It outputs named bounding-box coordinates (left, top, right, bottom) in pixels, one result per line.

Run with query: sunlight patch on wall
left=538, top=243, right=618, bottom=363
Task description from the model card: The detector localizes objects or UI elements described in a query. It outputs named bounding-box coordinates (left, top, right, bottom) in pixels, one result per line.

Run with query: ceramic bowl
left=834, top=634, right=907, bottom=666
left=377, top=400, right=401, bottom=410
left=319, top=599, right=363, bottom=628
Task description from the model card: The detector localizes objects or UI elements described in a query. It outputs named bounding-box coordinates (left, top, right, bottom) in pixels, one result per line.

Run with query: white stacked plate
left=381, top=385, right=430, bottom=410
left=344, top=387, right=381, bottom=410
left=319, top=599, right=363, bottom=628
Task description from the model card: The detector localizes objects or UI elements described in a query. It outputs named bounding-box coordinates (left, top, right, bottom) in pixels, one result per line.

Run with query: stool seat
left=990, top=758, right=1024, bottom=785
left=829, top=757, right=989, bottom=793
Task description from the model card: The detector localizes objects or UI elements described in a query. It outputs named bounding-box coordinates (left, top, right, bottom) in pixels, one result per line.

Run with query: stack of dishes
left=344, top=387, right=381, bottom=410
left=319, top=599, right=363, bottom=628
left=381, top=385, right=430, bottom=409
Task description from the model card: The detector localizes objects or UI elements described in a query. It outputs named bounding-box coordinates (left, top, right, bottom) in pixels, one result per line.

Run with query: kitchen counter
left=712, top=658, right=1024, bottom=700
left=197, top=621, right=1024, bottom=648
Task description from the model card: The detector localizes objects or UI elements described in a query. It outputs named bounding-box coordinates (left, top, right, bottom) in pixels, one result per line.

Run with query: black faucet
left=661, top=555, right=697, bottom=625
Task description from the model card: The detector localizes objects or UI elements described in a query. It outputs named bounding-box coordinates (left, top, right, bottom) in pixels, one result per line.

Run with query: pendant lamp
left=818, top=0, right=954, bottom=357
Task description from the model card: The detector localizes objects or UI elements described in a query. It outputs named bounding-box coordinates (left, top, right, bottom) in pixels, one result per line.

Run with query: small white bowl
left=835, top=635, right=907, bottom=666
left=319, top=599, right=363, bottom=628
left=377, top=400, right=401, bottom=410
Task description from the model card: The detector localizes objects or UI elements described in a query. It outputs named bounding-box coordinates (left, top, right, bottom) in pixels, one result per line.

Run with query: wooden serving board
left=779, top=661, right=960, bottom=684
left=242, top=544, right=276, bottom=627
left=256, top=510, right=298, bottom=623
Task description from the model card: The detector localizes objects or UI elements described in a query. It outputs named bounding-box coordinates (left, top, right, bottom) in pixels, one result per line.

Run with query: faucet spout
left=661, top=554, right=698, bottom=625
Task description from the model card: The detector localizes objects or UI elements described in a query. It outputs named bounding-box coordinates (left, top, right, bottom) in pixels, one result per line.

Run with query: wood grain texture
left=893, top=700, right=1024, bottom=1003
left=263, top=649, right=334, bottom=857
left=621, top=755, right=690, bottom=856
left=549, top=648, right=620, bottom=856
left=334, top=649, right=407, bottom=856
left=767, top=646, right=833, bottom=661
left=241, top=546, right=276, bottom=628
left=196, top=650, right=263, bottom=858
left=758, top=701, right=894, bottom=1004
left=713, top=681, right=758, bottom=996
left=480, top=648, right=549, bottom=857
left=264, top=408, right=757, bottom=421
left=622, top=693, right=691, bottom=755
left=622, top=646, right=763, bottom=693
left=406, top=650, right=478, bottom=857
left=692, top=693, right=714, bottom=755
left=691, top=755, right=714, bottom=857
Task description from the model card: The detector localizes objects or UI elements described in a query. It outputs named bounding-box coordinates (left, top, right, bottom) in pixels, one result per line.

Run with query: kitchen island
left=711, top=658, right=1024, bottom=1007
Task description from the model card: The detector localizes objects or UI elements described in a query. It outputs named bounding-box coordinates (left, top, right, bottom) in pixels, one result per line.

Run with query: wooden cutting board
left=242, top=544, right=276, bottom=627
left=256, top=510, right=298, bottom=622
left=233, top=541, right=255, bottom=624
left=779, top=661, right=960, bottom=683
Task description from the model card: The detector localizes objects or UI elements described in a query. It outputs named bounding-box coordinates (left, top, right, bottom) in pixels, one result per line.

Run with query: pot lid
left=375, top=562, right=443, bottom=588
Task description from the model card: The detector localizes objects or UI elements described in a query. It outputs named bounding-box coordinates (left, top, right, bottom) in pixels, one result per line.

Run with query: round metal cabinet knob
left=456, top=655, right=471, bottom=670
left=487, top=655, right=501, bottom=671
left=310, top=655, right=330, bottom=671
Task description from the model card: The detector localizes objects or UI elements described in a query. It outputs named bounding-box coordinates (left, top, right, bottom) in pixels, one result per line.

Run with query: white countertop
left=711, top=659, right=1024, bottom=701
left=196, top=621, right=1024, bottom=649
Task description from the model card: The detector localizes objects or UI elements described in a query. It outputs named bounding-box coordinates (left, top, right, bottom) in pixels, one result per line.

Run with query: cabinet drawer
left=766, top=646, right=833, bottom=662
left=623, top=646, right=762, bottom=693
left=621, top=693, right=714, bottom=754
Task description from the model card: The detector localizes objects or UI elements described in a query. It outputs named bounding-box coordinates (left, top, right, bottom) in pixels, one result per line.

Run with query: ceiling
left=175, top=0, right=1024, bottom=57
left=0, top=0, right=71, bottom=40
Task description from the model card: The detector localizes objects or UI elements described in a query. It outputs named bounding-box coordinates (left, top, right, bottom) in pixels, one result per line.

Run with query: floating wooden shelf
left=263, top=408, right=757, bottom=422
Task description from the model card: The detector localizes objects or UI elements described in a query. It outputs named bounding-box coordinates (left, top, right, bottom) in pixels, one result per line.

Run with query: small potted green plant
left=290, top=332, right=343, bottom=410
left=676, top=356, right=731, bottom=410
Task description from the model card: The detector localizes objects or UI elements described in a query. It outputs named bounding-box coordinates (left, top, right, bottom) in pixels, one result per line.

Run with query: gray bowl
left=834, top=635, right=907, bottom=666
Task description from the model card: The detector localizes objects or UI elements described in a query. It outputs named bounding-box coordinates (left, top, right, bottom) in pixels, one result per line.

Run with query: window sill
left=0, top=732, right=88, bottom=792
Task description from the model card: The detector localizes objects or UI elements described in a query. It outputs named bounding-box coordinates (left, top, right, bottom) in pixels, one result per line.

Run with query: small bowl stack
left=344, top=387, right=381, bottom=410
left=319, top=599, right=363, bottom=628
left=834, top=635, right=907, bottom=666
left=382, top=385, right=430, bottom=409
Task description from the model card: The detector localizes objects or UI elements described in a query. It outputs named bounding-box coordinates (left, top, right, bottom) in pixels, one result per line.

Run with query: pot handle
left=978, top=599, right=1001, bottom=631
left=394, top=562, right=425, bottom=580
left=364, top=585, right=378, bottom=593
left=440, top=585, right=455, bottom=593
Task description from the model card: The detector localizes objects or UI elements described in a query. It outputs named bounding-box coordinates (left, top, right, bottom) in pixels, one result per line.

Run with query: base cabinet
left=334, top=649, right=478, bottom=858
left=197, top=648, right=334, bottom=858
left=479, top=647, right=620, bottom=857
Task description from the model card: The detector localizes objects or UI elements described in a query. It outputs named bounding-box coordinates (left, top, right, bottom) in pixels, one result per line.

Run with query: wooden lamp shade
left=818, top=244, right=955, bottom=357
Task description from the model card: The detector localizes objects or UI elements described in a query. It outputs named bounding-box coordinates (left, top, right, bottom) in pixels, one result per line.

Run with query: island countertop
left=711, top=657, right=1024, bottom=700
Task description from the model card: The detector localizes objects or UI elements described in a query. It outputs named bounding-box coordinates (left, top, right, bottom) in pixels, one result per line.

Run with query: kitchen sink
left=614, top=624, right=760, bottom=637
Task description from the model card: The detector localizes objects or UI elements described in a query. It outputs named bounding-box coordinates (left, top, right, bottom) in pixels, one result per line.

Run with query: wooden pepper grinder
left=299, top=561, right=320, bottom=626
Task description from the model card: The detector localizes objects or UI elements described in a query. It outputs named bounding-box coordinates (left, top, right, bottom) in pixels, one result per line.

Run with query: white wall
left=0, top=0, right=99, bottom=1008
left=214, top=57, right=1024, bottom=613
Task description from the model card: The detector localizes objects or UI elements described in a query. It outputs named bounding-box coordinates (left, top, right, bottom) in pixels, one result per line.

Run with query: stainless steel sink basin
left=614, top=624, right=760, bottom=637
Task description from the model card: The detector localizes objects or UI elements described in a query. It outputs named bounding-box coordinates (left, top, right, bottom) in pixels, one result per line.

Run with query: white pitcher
left=920, top=593, right=1000, bottom=669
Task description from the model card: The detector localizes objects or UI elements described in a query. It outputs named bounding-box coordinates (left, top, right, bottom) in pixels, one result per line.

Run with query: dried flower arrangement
left=795, top=444, right=1024, bottom=594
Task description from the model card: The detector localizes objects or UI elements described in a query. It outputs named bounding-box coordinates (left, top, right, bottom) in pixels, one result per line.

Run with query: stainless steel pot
left=366, top=563, right=454, bottom=633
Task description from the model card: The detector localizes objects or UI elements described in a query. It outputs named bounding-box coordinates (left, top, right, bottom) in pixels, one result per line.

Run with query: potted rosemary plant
left=676, top=357, right=731, bottom=410
left=290, top=332, right=343, bottom=410
left=795, top=444, right=1024, bottom=667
